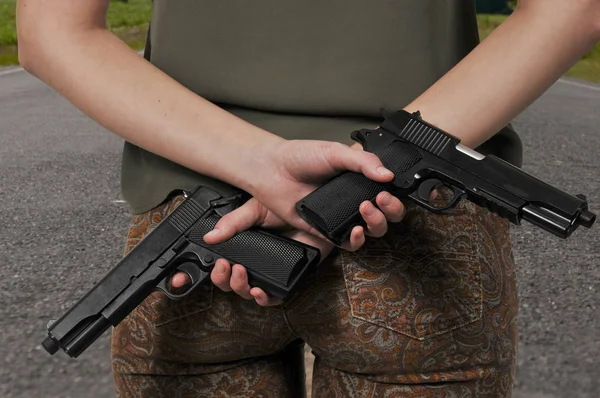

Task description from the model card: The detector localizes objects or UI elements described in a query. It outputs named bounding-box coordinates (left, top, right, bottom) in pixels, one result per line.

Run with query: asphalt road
left=0, top=65, right=598, bottom=398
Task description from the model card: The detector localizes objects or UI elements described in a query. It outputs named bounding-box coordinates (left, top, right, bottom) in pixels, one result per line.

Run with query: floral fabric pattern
left=112, top=196, right=518, bottom=398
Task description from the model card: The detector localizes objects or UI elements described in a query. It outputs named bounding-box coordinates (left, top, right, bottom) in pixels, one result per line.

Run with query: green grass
left=477, top=14, right=510, bottom=41
left=0, top=0, right=17, bottom=47
left=105, top=0, right=152, bottom=30
left=1, top=3, right=599, bottom=83
left=569, top=36, right=600, bottom=83
left=0, top=0, right=18, bottom=65
left=0, top=0, right=151, bottom=66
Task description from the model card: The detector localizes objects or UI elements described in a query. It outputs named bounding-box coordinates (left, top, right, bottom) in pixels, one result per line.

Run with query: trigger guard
left=414, top=179, right=464, bottom=213
left=417, top=179, right=442, bottom=202
left=157, top=261, right=209, bottom=300
left=440, top=188, right=465, bottom=211
left=176, top=262, right=205, bottom=282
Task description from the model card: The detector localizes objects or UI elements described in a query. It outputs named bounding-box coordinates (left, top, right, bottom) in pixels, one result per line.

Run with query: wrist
left=228, top=133, right=287, bottom=195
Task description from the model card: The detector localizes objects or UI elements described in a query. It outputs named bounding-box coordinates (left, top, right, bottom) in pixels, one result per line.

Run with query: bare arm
left=16, top=0, right=283, bottom=194
left=403, top=0, right=600, bottom=148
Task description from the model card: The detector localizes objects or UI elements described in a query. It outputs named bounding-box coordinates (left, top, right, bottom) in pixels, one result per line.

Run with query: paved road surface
left=1, top=65, right=598, bottom=398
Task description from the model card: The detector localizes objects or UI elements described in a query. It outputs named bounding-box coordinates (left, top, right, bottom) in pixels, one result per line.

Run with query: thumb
left=326, top=143, right=394, bottom=183
left=203, top=199, right=265, bottom=244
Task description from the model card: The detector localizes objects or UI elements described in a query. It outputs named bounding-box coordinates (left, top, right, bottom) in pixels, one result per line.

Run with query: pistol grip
left=297, top=137, right=423, bottom=246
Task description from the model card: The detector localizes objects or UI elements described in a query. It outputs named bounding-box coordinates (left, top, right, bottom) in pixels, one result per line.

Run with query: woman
left=17, top=0, right=600, bottom=396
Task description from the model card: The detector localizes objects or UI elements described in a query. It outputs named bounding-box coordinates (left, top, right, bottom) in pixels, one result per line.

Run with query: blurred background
left=1, top=1, right=599, bottom=397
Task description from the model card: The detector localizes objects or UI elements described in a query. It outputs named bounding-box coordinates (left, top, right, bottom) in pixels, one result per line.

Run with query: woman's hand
left=170, top=139, right=407, bottom=306
left=169, top=228, right=333, bottom=307
left=169, top=189, right=405, bottom=306
left=209, top=139, right=406, bottom=250
left=202, top=188, right=404, bottom=306
left=209, top=228, right=335, bottom=307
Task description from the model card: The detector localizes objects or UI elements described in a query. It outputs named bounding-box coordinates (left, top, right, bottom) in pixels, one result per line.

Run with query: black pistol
left=42, top=185, right=320, bottom=358
left=297, top=110, right=596, bottom=246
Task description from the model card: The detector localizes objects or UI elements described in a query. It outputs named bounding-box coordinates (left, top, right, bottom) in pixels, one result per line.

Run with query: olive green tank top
left=121, top=0, right=522, bottom=214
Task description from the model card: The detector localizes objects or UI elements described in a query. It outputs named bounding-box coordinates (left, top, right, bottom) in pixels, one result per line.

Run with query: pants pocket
left=342, top=201, right=483, bottom=340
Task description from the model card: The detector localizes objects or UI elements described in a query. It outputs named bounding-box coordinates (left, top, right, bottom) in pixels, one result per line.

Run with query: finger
left=376, top=192, right=406, bottom=223
left=430, top=189, right=439, bottom=201
left=170, top=272, right=192, bottom=289
left=229, top=264, right=254, bottom=300
left=360, top=200, right=387, bottom=238
left=250, top=288, right=282, bottom=307
left=324, top=143, right=395, bottom=183
left=204, top=200, right=264, bottom=244
left=210, top=259, right=233, bottom=292
left=340, top=225, right=366, bottom=251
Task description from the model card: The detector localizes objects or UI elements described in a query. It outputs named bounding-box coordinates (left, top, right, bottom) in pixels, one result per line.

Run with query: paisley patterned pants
left=112, top=194, right=519, bottom=397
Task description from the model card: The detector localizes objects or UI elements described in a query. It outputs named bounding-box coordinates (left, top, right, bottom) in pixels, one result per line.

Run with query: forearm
left=17, top=4, right=281, bottom=193
left=404, top=1, right=600, bottom=148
